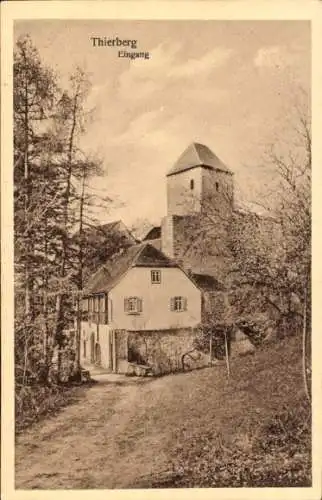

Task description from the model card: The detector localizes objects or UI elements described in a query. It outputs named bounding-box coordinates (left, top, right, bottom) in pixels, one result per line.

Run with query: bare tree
left=265, top=100, right=311, bottom=399
left=53, top=67, right=93, bottom=379
left=171, top=97, right=311, bottom=392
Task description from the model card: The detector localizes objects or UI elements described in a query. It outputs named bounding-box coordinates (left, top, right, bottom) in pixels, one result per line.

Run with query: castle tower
left=166, top=142, right=234, bottom=217
left=161, top=143, right=234, bottom=274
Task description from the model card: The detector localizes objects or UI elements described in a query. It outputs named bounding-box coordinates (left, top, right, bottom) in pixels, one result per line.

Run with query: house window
left=190, top=179, right=194, bottom=190
left=88, top=297, right=93, bottom=324
left=215, top=182, right=219, bottom=192
left=99, top=295, right=105, bottom=312
left=81, top=299, right=89, bottom=321
left=151, top=270, right=161, bottom=284
left=99, top=294, right=107, bottom=324
left=124, top=297, right=143, bottom=314
left=170, top=296, right=187, bottom=312
left=109, top=299, right=113, bottom=322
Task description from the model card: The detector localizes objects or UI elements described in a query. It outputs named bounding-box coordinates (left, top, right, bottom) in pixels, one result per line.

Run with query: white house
left=80, top=242, right=202, bottom=373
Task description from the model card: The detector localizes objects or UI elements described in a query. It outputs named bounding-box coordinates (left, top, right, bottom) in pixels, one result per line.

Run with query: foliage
left=15, top=381, right=95, bottom=433
left=193, top=320, right=232, bottom=360
left=235, top=317, right=269, bottom=346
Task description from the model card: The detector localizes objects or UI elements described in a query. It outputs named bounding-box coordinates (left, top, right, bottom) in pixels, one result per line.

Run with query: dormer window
left=151, top=270, right=161, bottom=284
left=190, top=179, right=194, bottom=190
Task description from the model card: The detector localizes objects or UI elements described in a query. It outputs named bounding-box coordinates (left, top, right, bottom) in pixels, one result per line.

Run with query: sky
left=15, top=20, right=311, bottom=230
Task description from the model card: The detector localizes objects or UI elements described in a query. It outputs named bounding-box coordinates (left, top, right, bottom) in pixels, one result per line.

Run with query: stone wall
left=128, top=328, right=209, bottom=376
left=167, top=167, right=202, bottom=216
left=161, top=212, right=232, bottom=281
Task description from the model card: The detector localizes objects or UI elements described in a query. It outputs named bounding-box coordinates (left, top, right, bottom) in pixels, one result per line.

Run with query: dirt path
left=15, top=376, right=171, bottom=489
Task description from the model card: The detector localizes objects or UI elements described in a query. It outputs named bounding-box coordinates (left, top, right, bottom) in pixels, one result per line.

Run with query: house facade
left=80, top=243, right=202, bottom=373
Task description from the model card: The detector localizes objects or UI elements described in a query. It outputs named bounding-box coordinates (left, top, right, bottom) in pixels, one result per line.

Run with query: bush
left=235, top=317, right=268, bottom=346
left=255, top=405, right=311, bottom=453
left=193, top=322, right=232, bottom=360
left=15, top=381, right=93, bottom=433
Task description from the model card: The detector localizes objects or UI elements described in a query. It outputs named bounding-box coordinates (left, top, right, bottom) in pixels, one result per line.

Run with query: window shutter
left=170, top=297, right=175, bottom=311
left=138, top=298, right=143, bottom=313
left=183, top=297, right=188, bottom=311
left=124, top=298, right=129, bottom=312
left=109, top=299, right=113, bottom=322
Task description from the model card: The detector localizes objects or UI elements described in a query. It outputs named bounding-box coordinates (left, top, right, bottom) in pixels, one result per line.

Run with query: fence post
left=224, top=328, right=230, bottom=379
left=209, top=333, right=213, bottom=366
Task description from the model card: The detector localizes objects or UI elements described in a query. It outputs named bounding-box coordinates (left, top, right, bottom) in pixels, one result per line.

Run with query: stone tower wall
left=167, top=167, right=203, bottom=216
left=201, top=168, right=234, bottom=219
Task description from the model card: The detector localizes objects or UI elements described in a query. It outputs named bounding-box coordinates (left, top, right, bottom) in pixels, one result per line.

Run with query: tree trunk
left=23, top=76, right=33, bottom=320
left=224, top=329, right=231, bottom=379
left=74, top=163, right=86, bottom=379
left=54, top=92, right=78, bottom=381
left=302, top=284, right=311, bottom=402
left=209, top=333, right=213, bottom=366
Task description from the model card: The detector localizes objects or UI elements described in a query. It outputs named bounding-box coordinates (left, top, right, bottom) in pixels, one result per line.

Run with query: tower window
left=215, top=182, right=219, bottom=192
left=190, top=179, right=194, bottom=190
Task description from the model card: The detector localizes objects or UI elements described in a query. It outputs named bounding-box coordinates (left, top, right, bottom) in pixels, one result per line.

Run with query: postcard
left=1, top=2, right=321, bottom=499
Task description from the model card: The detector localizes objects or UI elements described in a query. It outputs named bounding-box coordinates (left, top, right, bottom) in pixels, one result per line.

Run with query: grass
left=131, top=336, right=311, bottom=488
left=15, top=335, right=311, bottom=489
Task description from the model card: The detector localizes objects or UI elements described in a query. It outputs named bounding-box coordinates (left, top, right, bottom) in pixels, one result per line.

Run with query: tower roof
left=167, top=142, right=232, bottom=177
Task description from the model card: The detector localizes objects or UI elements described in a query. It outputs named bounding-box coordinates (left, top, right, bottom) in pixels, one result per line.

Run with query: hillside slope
left=137, top=335, right=311, bottom=487
left=15, top=336, right=311, bottom=489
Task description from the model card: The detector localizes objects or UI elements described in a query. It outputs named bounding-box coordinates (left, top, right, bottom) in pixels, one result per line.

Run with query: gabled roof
left=147, top=239, right=162, bottom=251
left=100, top=220, right=121, bottom=231
left=167, top=142, right=232, bottom=177
left=84, top=243, right=178, bottom=295
left=143, top=226, right=161, bottom=241
left=83, top=220, right=137, bottom=242
left=190, top=273, right=225, bottom=292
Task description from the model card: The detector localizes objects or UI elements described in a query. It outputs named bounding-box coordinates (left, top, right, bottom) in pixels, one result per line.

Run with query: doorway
left=95, top=343, right=101, bottom=366
left=90, top=333, right=95, bottom=364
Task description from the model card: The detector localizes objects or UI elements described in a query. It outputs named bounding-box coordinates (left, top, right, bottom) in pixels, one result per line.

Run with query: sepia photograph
left=1, top=4, right=319, bottom=496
